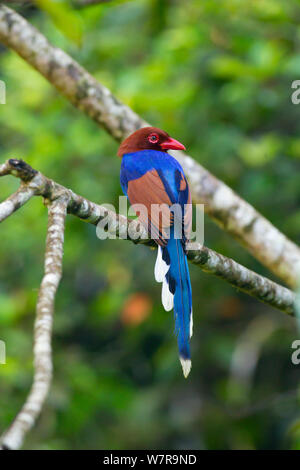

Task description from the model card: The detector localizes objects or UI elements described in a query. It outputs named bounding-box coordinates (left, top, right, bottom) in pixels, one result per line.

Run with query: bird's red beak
left=161, top=137, right=186, bottom=151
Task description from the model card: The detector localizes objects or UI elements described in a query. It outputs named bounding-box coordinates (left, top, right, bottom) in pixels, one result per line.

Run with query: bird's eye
left=148, top=133, right=159, bottom=144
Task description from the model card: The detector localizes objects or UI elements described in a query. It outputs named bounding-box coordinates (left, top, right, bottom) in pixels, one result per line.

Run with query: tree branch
left=0, top=161, right=37, bottom=221
left=187, top=245, right=295, bottom=315
left=0, top=5, right=299, bottom=287
left=0, top=158, right=296, bottom=316
left=0, top=186, right=35, bottom=222
left=0, top=194, right=68, bottom=450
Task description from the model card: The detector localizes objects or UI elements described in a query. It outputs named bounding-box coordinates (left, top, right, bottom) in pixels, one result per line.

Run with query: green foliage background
left=0, top=0, right=300, bottom=449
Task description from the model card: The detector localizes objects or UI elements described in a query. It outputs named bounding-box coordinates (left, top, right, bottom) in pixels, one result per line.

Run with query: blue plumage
left=120, top=149, right=193, bottom=377
left=121, top=150, right=184, bottom=198
left=164, top=231, right=192, bottom=361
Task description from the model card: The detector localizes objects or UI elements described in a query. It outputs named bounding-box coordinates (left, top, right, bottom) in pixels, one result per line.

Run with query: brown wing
left=127, top=169, right=174, bottom=246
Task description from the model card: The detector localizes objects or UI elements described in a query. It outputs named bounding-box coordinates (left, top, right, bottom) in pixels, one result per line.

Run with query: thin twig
left=0, top=195, right=68, bottom=450
left=0, top=5, right=299, bottom=286
left=0, top=186, right=35, bottom=222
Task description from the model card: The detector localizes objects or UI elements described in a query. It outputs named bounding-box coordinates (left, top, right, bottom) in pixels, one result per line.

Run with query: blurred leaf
left=238, top=134, right=281, bottom=167
left=35, top=0, right=83, bottom=45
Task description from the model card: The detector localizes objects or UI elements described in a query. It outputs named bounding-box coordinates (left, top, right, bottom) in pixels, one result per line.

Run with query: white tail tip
left=190, top=310, right=193, bottom=338
left=162, top=278, right=174, bottom=311
left=180, top=357, right=192, bottom=378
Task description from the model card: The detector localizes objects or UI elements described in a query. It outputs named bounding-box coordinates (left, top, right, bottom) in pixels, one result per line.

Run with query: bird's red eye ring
left=148, top=133, right=159, bottom=144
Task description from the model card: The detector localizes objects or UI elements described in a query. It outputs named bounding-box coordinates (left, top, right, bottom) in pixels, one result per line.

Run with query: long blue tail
left=155, top=236, right=193, bottom=377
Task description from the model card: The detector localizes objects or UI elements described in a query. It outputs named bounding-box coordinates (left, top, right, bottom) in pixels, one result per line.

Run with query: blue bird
left=118, top=127, right=193, bottom=377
